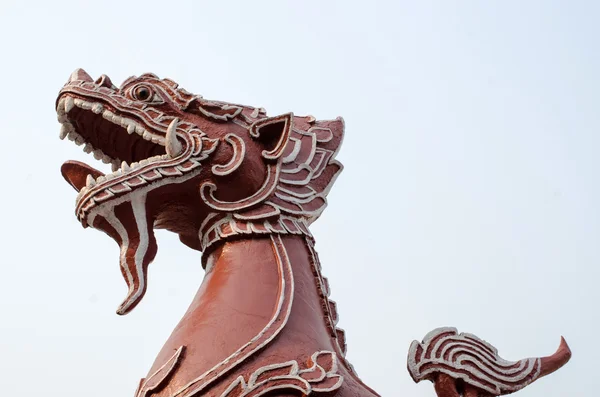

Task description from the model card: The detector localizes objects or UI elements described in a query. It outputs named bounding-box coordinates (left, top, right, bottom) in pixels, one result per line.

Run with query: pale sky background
left=0, top=1, right=597, bottom=396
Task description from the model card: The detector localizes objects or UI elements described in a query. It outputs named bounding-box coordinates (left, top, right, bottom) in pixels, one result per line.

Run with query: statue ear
left=249, top=113, right=293, bottom=161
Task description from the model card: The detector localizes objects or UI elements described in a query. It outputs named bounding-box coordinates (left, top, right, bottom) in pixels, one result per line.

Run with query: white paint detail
left=408, top=327, right=542, bottom=395
left=115, top=191, right=150, bottom=315
left=211, top=134, right=245, bottom=176
left=218, top=350, right=343, bottom=397
left=199, top=165, right=280, bottom=212
left=103, top=208, right=135, bottom=301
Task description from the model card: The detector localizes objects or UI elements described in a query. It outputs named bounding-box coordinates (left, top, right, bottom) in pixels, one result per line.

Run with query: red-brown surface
left=56, top=69, right=570, bottom=396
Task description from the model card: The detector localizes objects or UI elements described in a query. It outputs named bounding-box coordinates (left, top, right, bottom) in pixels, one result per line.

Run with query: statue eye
left=132, top=85, right=153, bottom=101
left=127, top=83, right=165, bottom=105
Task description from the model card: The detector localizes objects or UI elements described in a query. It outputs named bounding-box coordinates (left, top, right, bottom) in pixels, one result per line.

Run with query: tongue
left=61, top=160, right=105, bottom=192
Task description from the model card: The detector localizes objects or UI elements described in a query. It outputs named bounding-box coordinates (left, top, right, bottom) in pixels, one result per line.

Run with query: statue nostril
left=95, top=74, right=115, bottom=89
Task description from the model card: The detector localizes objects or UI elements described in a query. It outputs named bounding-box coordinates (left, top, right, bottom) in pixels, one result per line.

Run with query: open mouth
left=55, top=69, right=227, bottom=315
left=56, top=69, right=199, bottom=224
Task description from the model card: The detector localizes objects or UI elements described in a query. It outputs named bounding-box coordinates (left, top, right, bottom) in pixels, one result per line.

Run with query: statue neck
left=137, top=234, right=376, bottom=397
left=197, top=212, right=315, bottom=265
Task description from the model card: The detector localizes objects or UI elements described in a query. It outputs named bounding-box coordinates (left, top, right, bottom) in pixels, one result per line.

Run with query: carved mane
left=198, top=109, right=345, bottom=258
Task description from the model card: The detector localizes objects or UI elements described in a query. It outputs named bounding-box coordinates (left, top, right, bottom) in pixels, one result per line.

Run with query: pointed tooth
left=121, top=161, right=131, bottom=172
left=86, top=175, right=96, bottom=187
left=166, top=118, right=183, bottom=157
left=59, top=124, right=69, bottom=140
left=65, top=97, right=75, bottom=113
left=127, top=124, right=136, bottom=134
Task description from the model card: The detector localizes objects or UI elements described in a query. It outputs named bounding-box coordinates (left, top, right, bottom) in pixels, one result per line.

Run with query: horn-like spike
left=539, top=336, right=572, bottom=378
left=166, top=118, right=183, bottom=158
left=68, top=68, right=93, bottom=83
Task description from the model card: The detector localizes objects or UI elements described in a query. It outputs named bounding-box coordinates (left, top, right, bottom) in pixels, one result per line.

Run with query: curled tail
left=407, top=327, right=571, bottom=396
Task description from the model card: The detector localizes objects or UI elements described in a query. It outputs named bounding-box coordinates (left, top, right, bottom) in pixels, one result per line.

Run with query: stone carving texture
left=55, top=69, right=570, bottom=397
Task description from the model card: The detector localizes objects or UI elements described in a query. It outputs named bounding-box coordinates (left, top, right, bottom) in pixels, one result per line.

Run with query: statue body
left=55, top=69, right=570, bottom=397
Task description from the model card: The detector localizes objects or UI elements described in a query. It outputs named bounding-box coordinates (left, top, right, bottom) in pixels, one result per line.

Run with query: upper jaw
left=56, top=93, right=168, bottom=170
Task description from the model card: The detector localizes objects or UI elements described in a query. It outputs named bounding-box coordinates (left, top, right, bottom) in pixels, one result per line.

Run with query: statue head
left=56, top=69, right=344, bottom=314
